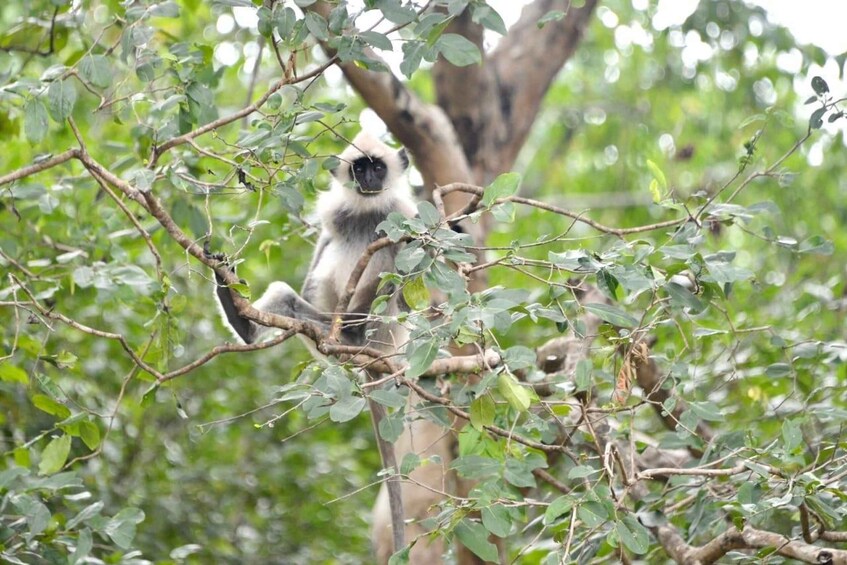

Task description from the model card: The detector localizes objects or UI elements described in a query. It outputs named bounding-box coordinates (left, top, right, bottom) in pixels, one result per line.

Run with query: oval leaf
left=436, top=33, right=482, bottom=67
left=405, top=338, right=439, bottom=378
left=482, top=172, right=521, bottom=207
left=583, top=302, right=639, bottom=329
left=39, top=434, right=71, bottom=475
left=454, top=519, right=498, bottom=562
left=329, top=396, right=366, bottom=423
left=469, top=394, right=495, bottom=431
left=497, top=372, right=531, bottom=412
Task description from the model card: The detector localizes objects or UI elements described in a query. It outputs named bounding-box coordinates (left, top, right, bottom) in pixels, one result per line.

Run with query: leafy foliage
left=1, top=0, right=846, bottom=563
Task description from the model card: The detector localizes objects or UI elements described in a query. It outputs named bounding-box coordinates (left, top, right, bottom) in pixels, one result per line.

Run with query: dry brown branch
left=11, top=275, right=166, bottom=381
left=0, top=148, right=80, bottom=187
left=656, top=523, right=847, bottom=564
left=150, top=58, right=337, bottom=164
left=158, top=331, right=298, bottom=382
left=436, top=182, right=688, bottom=236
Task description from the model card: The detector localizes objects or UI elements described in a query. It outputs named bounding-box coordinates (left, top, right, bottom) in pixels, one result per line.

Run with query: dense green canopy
left=1, top=1, right=845, bottom=563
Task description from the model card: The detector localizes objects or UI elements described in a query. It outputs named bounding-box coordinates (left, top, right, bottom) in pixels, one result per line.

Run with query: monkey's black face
left=351, top=156, right=388, bottom=195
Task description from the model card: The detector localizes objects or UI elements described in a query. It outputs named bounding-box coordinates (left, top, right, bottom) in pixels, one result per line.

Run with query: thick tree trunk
left=309, top=2, right=598, bottom=562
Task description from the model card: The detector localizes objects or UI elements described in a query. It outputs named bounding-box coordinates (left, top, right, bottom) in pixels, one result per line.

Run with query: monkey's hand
left=203, top=242, right=240, bottom=286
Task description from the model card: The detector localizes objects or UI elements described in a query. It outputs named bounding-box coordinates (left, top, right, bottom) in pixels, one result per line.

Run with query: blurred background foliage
left=1, top=0, right=845, bottom=563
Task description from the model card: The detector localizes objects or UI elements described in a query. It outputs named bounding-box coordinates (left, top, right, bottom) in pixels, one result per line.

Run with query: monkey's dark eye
left=353, top=165, right=364, bottom=174
left=373, top=162, right=385, bottom=171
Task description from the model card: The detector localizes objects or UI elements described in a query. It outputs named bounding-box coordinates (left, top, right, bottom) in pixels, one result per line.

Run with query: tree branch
left=487, top=0, right=599, bottom=170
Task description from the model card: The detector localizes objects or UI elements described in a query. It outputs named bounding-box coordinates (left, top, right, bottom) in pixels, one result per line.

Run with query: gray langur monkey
left=212, top=132, right=416, bottom=557
left=212, top=131, right=415, bottom=350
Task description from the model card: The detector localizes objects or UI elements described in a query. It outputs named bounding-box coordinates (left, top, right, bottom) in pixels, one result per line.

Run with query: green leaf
left=388, top=546, right=410, bottom=565
left=481, top=504, right=511, bottom=537
left=472, top=5, right=507, bottom=35
left=0, top=364, right=28, bottom=384
left=688, top=401, right=723, bottom=421
left=79, top=421, right=101, bottom=450
left=228, top=281, right=251, bottom=299
left=649, top=178, right=661, bottom=203
left=469, top=394, right=495, bottom=431
left=304, top=12, right=329, bottom=41
left=436, top=33, right=481, bottom=67
left=544, top=495, right=574, bottom=525
left=395, top=245, right=426, bottom=273
left=400, top=453, right=421, bottom=475
left=765, top=363, right=791, bottom=378
left=70, top=527, right=93, bottom=564
left=665, top=282, right=704, bottom=311
left=583, top=302, right=639, bottom=329
left=32, top=394, right=72, bottom=419
left=47, top=79, right=77, bottom=121
left=577, top=501, right=608, bottom=528
left=38, top=434, right=72, bottom=475
left=405, top=338, right=439, bottom=378
left=104, top=507, right=145, bottom=549
left=782, top=418, right=802, bottom=451
left=450, top=455, right=500, bottom=479
left=24, top=98, right=49, bottom=144
left=378, top=409, right=405, bottom=442
left=497, top=372, right=531, bottom=412
left=67, top=501, right=104, bottom=529
left=646, top=159, right=667, bottom=190
left=454, top=519, right=499, bottom=562
left=257, top=6, right=273, bottom=36
left=370, top=389, right=406, bottom=409
left=810, top=107, right=826, bottom=130
left=0, top=466, right=28, bottom=489
left=402, top=276, right=430, bottom=311
left=417, top=200, right=441, bottom=227
left=504, top=458, right=537, bottom=488
left=482, top=172, right=521, bottom=207
left=490, top=201, right=516, bottom=223
left=811, top=75, right=829, bottom=96
left=502, top=345, right=537, bottom=370
left=400, top=41, right=426, bottom=78
left=329, top=396, right=366, bottom=423
left=568, top=465, right=597, bottom=479
left=80, top=54, right=113, bottom=88
left=616, top=514, right=650, bottom=554
left=375, top=0, right=417, bottom=25
left=360, top=31, right=393, bottom=51
left=12, top=494, right=51, bottom=537
left=799, top=235, right=834, bottom=255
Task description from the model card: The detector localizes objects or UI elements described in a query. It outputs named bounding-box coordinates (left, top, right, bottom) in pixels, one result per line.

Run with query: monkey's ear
left=397, top=148, right=410, bottom=170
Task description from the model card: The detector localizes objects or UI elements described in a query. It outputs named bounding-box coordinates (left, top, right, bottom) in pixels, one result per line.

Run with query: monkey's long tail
left=365, top=370, right=406, bottom=556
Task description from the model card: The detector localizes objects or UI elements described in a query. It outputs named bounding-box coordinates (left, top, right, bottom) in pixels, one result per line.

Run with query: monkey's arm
left=213, top=269, right=255, bottom=343
left=210, top=251, right=331, bottom=344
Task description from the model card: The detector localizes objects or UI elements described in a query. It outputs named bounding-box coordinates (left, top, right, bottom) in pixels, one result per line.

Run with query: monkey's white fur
left=214, top=131, right=415, bottom=350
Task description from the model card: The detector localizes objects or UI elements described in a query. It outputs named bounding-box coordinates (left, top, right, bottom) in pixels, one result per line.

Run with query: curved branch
left=0, top=149, right=80, bottom=187
left=436, top=182, right=687, bottom=236
left=487, top=0, right=599, bottom=170
left=656, top=523, right=847, bottom=564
